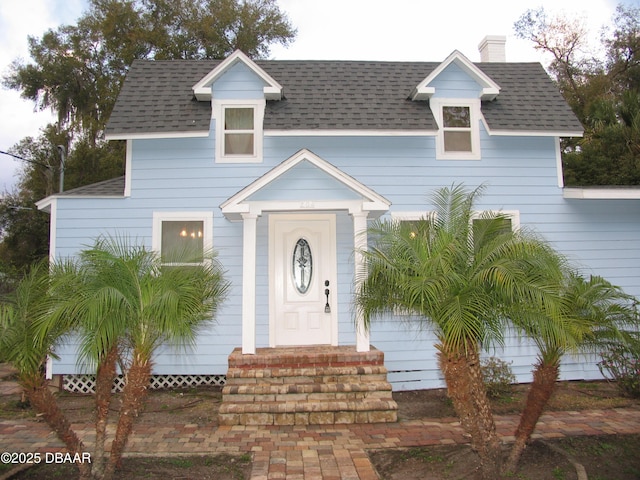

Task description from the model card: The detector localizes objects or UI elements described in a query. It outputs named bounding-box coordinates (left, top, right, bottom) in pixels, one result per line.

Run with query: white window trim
left=152, top=211, right=214, bottom=265
left=213, top=99, right=265, bottom=163
left=391, top=211, right=436, bottom=222
left=430, top=98, right=481, bottom=160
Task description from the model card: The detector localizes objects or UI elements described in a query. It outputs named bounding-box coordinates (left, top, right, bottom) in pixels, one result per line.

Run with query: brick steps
left=224, top=381, right=392, bottom=395
left=218, top=346, right=398, bottom=425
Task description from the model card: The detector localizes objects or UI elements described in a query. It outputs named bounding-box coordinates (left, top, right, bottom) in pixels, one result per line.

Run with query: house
left=37, top=36, right=640, bottom=424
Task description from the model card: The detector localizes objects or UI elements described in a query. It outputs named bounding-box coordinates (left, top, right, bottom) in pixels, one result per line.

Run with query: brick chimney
left=478, top=35, right=506, bottom=62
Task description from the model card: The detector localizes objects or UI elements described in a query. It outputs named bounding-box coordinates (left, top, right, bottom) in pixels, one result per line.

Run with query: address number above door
left=292, top=238, right=312, bottom=294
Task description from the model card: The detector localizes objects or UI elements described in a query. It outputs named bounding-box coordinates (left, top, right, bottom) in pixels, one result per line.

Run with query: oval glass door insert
left=292, top=238, right=312, bottom=293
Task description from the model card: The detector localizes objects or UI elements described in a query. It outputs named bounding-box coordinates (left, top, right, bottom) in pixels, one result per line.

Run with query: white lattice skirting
left=62, top=374, right=227, bottom=394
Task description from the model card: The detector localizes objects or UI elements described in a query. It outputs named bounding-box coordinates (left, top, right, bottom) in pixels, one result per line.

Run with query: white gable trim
left=192, top=50, right=283, bottom=101
left=220, top=149, right=391, bottom=220
left=412, top=50, right=501, bottom=101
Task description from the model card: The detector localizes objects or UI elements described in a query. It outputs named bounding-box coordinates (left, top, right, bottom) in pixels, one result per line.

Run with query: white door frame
left=269, top=213, right=338, bottom=347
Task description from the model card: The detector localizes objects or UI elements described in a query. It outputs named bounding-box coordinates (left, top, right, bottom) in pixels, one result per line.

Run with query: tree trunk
left=437, top=349, right=483, bottom=450
left=504, top=359, right=559, bottom=474
left=466, top=347, right=503, bottom=479
left=438, top=345, right=502, bottom=479
left=103, top=355, right=151, bottom=480
left=92, top=346, right=118, bottom=479
left=22, top=375, right=92, bottom=480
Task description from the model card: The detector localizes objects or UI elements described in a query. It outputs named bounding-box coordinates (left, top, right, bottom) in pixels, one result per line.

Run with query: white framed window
left=152, top=212, right=213, bottom=266
left=431, top=98, right=481, bottom=160
left=213, top=99, right=265, bottom=163
left=471, top=210, right=520, bottom=250
left=391, top=211, right=436, bottom=238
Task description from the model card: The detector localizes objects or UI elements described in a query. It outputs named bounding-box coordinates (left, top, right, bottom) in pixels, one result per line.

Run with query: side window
left=391, top=211, right=436, bottom=239
left=152, top=212, right=213, bottom=266
left=161, top=220, right=204, bottom=264
left=471, top=211, right=519, bottom=251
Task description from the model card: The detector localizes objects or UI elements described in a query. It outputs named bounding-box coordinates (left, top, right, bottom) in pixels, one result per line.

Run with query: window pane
left=225, top=108, right=254, bottom=130
left=292, top=238, right=313, bottom=294
left=443, top=106, right=470, bottom=127
left=225, top=133, right=254, bottom=155
left=472, top=217, right=512, bottom=251
left=444, top=131, right=472, bottom=152
left=161, top=221, right=204, bottom=263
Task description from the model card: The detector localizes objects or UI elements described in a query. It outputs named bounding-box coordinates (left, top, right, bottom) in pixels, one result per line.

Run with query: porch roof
left=220, top=149, right=391, bottom=221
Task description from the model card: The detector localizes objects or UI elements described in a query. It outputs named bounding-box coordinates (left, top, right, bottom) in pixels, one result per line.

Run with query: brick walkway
left=2, top=409, right=640, bottom=479
left=1, top=363, right=640, bottom=479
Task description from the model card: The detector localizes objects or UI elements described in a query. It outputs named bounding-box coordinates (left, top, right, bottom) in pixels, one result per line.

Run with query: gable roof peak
left=411, top=49, right=501, bottom=101
left=192, top=49, right=283, bottom=101
left=220, top=148, right=390, bottom=220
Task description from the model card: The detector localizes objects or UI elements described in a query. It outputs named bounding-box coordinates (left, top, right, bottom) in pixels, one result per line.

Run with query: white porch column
left=352, top=211, right=370, bottom=352
left=241, top=213, right=258, bottom=354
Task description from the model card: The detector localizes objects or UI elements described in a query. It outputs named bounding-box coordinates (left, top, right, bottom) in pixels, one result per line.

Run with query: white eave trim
left=264, top=129, right=437, bottom=137
left=35, top=196, right=54, bottom=213
left=105, top=130, right=210, bottom=141
left=563, top=187, right=640, bottom=199
left=192, top=49, right=283, bottom=101
left=106, top=128, right=583, bottom=140
left=484, top=128, right=584, bottom=138
left=36, top=194, right=125, bottom=213
left=411, top=50, right=501, bottom=101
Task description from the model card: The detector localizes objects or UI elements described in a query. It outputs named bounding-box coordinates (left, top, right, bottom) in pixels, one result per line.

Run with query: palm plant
left=0, top=262, right=91, bottom=480
left=505, top=273, right=639, bottom=473
left=45, top=249, right=136, bottom=479
left=357, top=184, right=566, bottom=480
left=39, top=237, right=229, bottom=480
left=80, top=239, right=229, bottom=480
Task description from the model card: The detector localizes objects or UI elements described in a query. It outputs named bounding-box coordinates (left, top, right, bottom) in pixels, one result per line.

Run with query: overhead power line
left=0, top=150, right=52, bottom=170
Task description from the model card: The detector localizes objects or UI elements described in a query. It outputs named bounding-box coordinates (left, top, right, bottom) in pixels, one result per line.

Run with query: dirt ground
left=1, top=379, right=639, bottom=479
left=380, top=381, right=640, bottom=480
left=369, top=434, right=640, bottom=480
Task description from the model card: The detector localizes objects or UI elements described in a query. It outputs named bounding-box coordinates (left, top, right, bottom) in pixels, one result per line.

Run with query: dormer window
left=443, top=106, right=472, bottom=152
left=224, top=107, right=255, bottom=155
left=214, top=99, right=265, bottom=163
left=431, top=98, right=481, bottom=160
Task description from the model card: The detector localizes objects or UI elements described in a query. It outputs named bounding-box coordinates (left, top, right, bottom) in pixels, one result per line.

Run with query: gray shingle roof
left=106, top=59, right=583, bottom=137
left=60, top=176, right=125, bottom=196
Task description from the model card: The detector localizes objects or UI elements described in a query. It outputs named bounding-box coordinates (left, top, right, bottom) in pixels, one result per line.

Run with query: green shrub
left=481, top=357, right=516, bottom=398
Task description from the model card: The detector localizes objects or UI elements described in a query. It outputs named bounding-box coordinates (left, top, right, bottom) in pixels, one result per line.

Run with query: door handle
left=324, top=280, right=331, bottom=313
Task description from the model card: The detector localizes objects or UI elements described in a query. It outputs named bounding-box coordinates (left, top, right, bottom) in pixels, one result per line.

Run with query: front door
left=269, top=214, right=337, bottom=346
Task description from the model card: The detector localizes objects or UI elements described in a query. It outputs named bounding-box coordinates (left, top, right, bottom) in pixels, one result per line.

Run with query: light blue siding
left=212, top=62, right=266, bottom=100
left=430, top=62, right=483, bottom=98
left=49, top=62, right=640, bottom=391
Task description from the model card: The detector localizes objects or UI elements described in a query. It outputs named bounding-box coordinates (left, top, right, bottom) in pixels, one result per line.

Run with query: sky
left=0, top=0, right=629, bottom=194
